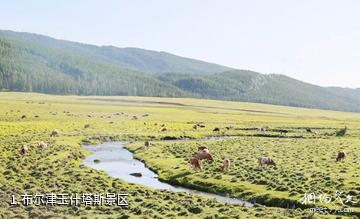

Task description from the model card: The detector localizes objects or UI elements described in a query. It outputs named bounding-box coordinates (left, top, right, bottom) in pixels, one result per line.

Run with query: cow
left=50, top=129, right=60, bottom=137
left=196, top=149, right=213, bottom=161
left=190, top=158, right=202, bottom=171
left=144, top=141, right=150, bottom=149
left=20, top=145, right=29, bottom=155
left=258, top=157, right=276, bottom=167
left=213, top=127, right=220, bottom=132
left=222, top=159, right=230, bottom=172
left=84, top=124, right=90, bottom=129
left=38, top=141, right=48, bottom=150
left=336, top=151, right=346, bottom=162
left=190, top=148, right=214, bottom=171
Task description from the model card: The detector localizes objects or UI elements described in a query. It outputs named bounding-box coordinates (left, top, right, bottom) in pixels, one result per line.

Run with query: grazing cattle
left=161, top=128, right=167, bottom=132
left=222, top=159, right=230, bottom=172
left=196, top=149, right=213, bottom=161
left=336, top=151, right=346, bottom=162
left=213, top=127, right=220, bottom=132
left=21, top=115, right=26, bottom=119
left=84, top=124, right=90, bottom=129
left=20, top=145, right=29, bottom=155
left=193, top=123, right=205, bottom=129
left=306, top=128, right=312, bottom=133
left=132, top=116, right=138, bottom=120
left=38, top=141, right=48, bottom=150
left=258, top=157, right=276, bottom=167
left=190, top=158, right=202, bottom=170
left=50, top=130, right=60, bottom=137
left=190, top=148, right=214, bottom=171
left=144, top=141, right=150, bottom=149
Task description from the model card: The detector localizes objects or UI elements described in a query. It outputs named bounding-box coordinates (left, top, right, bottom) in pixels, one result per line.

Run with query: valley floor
left=0, top=92, right=359, bottom=218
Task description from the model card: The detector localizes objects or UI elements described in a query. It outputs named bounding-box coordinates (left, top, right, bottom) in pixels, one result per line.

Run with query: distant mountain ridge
left=0, top=30, right=231, bottom=75
left=0, top=29, right=359, bottom=112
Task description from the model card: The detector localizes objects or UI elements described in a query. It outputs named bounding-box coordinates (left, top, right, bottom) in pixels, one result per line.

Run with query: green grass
left=0, top=92, right=359, bottom=218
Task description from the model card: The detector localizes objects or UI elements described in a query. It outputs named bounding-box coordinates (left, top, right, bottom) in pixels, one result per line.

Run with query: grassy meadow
left=0, top=92, right=359, bottom=218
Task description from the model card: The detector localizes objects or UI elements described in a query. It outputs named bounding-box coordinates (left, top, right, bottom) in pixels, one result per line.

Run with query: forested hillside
left=0, top=32, right=186, bottom=96
left=156, top=71, right=360, bottom=111
left=1, top=30, right=360, bottom=112
left=0, top=30, right=231, bottom=75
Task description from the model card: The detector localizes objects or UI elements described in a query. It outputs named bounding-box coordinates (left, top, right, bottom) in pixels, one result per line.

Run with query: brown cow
left=144, top=141, right=150, bottom=149
left=190, top=158, right=202, bottom=171
left=258, top=157, right=276, bottom=167
left=222, top=159, right=230, bottom=172
left=196, top=149, right=213, bottom=161
left=20, top=145, right=29, bottom=155
left=50, top=129, right=60, bottom=137
left=38, top=141, right=48, bottom=150
left=190, top=148, right=214, bottom=171
left=336, top=151, right=346, bottom=162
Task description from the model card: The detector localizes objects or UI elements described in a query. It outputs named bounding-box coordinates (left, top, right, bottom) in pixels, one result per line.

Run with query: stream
left=83, top=142, right=253, bottom=206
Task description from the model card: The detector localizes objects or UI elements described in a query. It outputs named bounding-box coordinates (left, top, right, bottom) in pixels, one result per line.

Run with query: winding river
left=83, top=142, right=253, bottom=206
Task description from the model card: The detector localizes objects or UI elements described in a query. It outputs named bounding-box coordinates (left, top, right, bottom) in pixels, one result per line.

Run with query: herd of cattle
left=143, top=141, right=347, bottom=172
left=19, top=130, right=347, bottom=172
left=20, top=140, right=48, bottom=155
left=19, top=130, right=60, bottom=155
left=188, top=146, right=277, bottom=171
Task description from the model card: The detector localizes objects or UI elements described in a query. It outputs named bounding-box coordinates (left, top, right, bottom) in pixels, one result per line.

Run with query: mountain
left=0, top=30, right=231, bottom=75
left=0, top=29, right=360, bottom=112
left=0, top=30, right=188, bottom=96
left=156, top=71, right=360, bottom=111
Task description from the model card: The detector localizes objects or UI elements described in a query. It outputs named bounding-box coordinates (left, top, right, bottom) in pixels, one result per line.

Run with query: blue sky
left=1, top=0, right=359, bottom=88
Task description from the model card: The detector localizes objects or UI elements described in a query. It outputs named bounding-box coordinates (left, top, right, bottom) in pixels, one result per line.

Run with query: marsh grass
left=0, top=92, right=359, bottom=218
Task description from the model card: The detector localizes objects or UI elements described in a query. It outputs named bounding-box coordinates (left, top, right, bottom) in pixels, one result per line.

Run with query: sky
left=0, top=0, right=359, bottom=88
